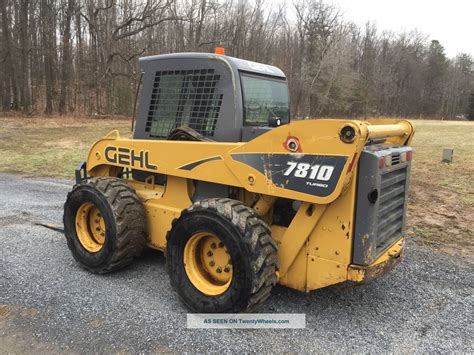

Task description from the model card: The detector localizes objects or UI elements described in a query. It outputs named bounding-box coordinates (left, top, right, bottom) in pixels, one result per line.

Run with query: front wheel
left=166, top=198, right=278, bottom=313
left=63, top=177, right=147, bottom=273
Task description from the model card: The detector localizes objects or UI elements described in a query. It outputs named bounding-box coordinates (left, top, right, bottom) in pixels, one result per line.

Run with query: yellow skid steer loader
left=63, top=50, right=414, bottom=313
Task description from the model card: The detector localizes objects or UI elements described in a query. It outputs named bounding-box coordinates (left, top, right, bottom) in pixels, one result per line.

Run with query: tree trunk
left=59, top=0, right=74, bottom=115
left=0, top=1, right=20, bottom=110
left=74, top=6, right=82, bottom=112
left=19, top=0, right=31, bottom=113
left=40, top=0, right=54, bottom=114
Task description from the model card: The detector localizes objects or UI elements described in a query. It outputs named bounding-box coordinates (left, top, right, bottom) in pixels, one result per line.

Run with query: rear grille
left=391, top=153, right=401, bottom=165
left=376, top=167, right=407, bottom=253
left=353, top=146, right=411, bottom=266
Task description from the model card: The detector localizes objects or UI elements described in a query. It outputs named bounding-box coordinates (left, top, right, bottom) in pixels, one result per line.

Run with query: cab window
left=241, top=73, right=289, bottom=126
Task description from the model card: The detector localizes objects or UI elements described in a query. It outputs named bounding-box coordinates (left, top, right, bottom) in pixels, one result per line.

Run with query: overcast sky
left=278, top=0, right=473, bottom=58
left=326, top=0, right=473, bottom=57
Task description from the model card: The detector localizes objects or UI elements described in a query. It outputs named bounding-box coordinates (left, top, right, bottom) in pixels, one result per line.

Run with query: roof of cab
left=139, top=52, right=286, bottom=79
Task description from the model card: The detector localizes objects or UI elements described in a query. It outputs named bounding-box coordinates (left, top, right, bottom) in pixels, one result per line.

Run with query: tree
left=59, top=0, right=75, bottom=115
left=424, top=40, right=448, bottom=116
left=468, top=92, right=474, bottom=120
left=0, top=0, right=20, bottom=110
left=18, top=0, right=32, bottom=113
left=352, top=23, right=377, bottom=116
left=40, top=0, right=55, bottom=114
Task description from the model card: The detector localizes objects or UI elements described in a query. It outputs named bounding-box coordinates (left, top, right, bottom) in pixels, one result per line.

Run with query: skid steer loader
left=63, top=49, right=415, bottom=313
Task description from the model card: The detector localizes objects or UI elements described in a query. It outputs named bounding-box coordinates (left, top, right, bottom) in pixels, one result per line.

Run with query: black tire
left=166, top=198, right=278, bottom=313
left=63, top=177, right=147, bottom=273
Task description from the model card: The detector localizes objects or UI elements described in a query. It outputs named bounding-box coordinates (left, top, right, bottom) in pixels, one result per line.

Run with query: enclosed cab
left=133, top=52, right=290, bottom=142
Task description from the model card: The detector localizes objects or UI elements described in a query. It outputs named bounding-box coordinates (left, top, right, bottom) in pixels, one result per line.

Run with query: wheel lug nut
left=216, top=267, right=222, bottom=273
left=209, top=261, right=215, bottom=267
left=207, top=251, right=213, bottom=257
left=211, top=243, right=217, bottom=249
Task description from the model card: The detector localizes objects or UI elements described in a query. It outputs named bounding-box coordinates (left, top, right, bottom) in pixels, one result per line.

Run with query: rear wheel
left=63, top=177, right=147, bottom=273
left=183, top=231, right=233, bottom=296
left=166, top=198, right=278, bottom=313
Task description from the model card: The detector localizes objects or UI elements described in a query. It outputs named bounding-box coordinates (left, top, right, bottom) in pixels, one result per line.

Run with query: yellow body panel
left=306, top=257, right=348, bottom=291
left=277, top=203, right=327, bottom=277
left=130, top=177, right=191, bottom=250
left=85, top=119, right=414, bottom=293
left=279, top=247, right=308, bottom=291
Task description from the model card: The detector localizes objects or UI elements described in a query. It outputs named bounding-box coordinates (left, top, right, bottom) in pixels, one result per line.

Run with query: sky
left=326, top=0, right=474, bottom=57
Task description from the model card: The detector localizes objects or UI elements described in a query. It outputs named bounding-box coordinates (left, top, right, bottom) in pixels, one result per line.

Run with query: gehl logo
left=283, top=161, right=334, bottom=188
left=104, top=146, right=157, bottom=170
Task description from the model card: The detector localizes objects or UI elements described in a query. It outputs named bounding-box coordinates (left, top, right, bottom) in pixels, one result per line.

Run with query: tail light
left=378, top=156, right=385, bottom=169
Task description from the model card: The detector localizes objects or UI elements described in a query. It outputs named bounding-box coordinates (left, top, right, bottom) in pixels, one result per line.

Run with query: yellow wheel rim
left=75, top=202, right=106, bottom=253
left=183, top=232, right=233, bottom=296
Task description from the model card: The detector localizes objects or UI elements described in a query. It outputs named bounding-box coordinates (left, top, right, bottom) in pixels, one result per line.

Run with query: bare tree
left=1, top=0, right=20, bottom=110
left=59, top=0, right=75, bottom=114
left=0, top=0, right=472, bottom=118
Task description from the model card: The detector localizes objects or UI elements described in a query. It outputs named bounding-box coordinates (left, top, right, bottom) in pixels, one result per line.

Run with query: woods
left=1, top=0, right=473, bottom=118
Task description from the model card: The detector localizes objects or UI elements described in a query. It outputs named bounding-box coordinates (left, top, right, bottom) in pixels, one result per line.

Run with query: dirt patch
left=407, top=180, right=474, bottom=259
left=0, top=304, right=39, bottom=320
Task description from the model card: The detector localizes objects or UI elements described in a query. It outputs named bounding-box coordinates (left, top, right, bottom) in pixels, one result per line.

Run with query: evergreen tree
left=424, top=40, right=449, bottom=115
left=468, top=92, right=474, bottom=120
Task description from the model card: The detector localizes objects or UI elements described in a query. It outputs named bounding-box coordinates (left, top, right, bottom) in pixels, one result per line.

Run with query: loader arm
left=85, top=119, right=413, bottom=205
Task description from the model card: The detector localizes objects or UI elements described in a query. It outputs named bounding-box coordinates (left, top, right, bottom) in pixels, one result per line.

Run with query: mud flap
left=75, top=161, right=87, bottom=184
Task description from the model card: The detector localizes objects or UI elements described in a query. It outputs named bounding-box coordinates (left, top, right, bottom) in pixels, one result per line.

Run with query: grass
left=0, top=117, right=131, bottom=178
left=410, top=120, right=474, bottom=204
left=405, top=120, right=473, bottom=258
left=1, top=116, right=473, bottom=257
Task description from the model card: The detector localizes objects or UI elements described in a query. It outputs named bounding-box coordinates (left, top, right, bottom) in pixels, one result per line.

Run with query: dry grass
left=0, top=116, right=472, bottom=257
left=406, top=120, right=474, bottom=258
left=0, top=116, right=131, bottom=177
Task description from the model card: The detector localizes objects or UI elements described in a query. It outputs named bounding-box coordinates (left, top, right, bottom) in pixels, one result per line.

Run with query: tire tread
left=172, top=198, right=278, bottom=312
left=64, top=177, right=147, bottom=274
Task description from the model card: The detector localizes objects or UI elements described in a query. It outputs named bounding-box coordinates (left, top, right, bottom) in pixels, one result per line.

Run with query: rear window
left=241, top=73, right=289, bottom=126
left=146, top=69, right=223, bottom=138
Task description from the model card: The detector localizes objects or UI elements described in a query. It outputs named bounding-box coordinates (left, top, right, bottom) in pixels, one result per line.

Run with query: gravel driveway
left=1, top=173, right=473, bottom=353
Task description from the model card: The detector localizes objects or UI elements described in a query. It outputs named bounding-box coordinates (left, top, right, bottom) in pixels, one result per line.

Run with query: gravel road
left=1, top=173, right=473, bottom=353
